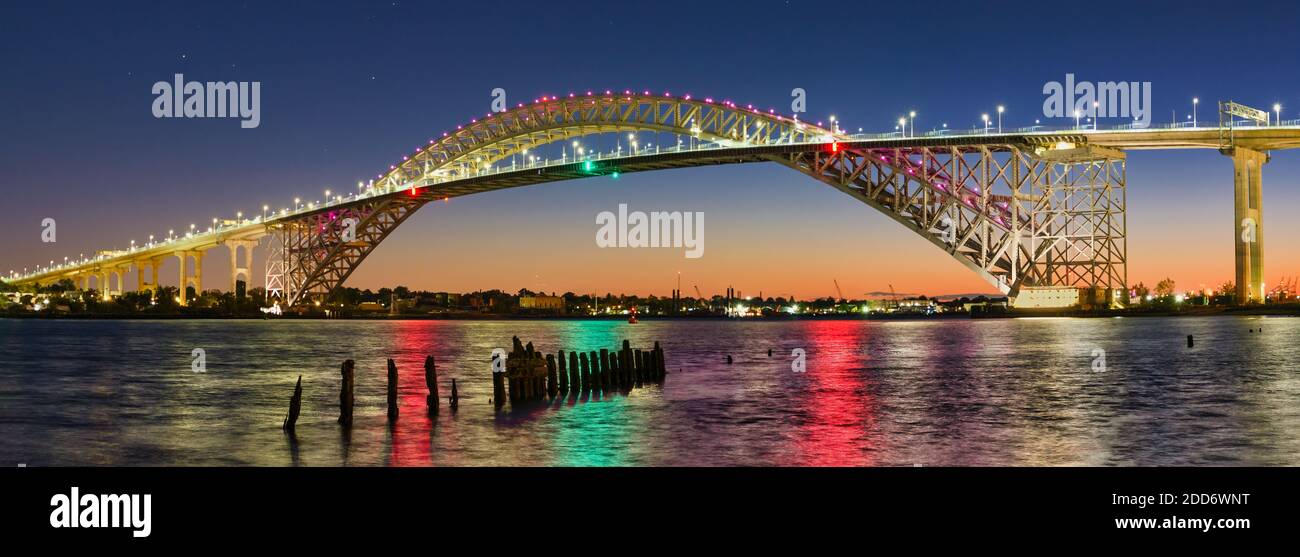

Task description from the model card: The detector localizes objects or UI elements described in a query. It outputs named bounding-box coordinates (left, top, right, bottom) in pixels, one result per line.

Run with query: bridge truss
left=14, top=91, right=1125, bottom=308
left=775, top=140, right=1126, bottom=299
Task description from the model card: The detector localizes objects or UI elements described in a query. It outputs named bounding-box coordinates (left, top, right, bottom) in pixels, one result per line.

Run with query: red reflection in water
left=387, top=321, right=438, bottom=467
left=787, top=320, right=879, bottom=466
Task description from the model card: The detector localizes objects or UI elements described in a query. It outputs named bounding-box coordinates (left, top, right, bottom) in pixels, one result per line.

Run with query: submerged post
left=546, top=354, right=558, bottom=399
left=557, top=350, right=569, bottom=394
left=425, top=355, right=439, bottom=416
left=387, top=358, right=399, bottom=422
left=492, top=353, right=506, bottom=410
left=338, top=359, right=355, bottom=427
left=283, top=375, right=302, bottom=432
left=450, top=378, right=459, bottom=412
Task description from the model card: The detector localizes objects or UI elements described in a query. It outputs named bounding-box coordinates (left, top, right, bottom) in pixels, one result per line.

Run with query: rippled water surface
left=1, top=316, right=1297, bottom=466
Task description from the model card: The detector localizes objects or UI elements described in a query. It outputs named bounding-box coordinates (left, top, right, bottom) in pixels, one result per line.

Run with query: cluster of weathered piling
left=493, top=336, right=667, bottom=409
left=282, top=356, right=457, bottom=432
left=282, top=338, right=667, bottom=429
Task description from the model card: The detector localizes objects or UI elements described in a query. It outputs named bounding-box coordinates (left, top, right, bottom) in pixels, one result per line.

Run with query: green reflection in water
left=546, top=320, right=635, bottom=467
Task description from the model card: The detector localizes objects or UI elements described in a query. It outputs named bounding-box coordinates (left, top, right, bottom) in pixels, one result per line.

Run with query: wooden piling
left=579, top=352, right=591, bottom=391
left=636, top=351, right=647, bottom=387
left=386, top=358, right=400, bottom=422
left=546, top=354, right=558, bottom=399
left=425, top=355, right=439, bottom=416
left=338, top=359, right=355, bottom=427
left=589, top=351, right=600, bottom=390
left=557, top=350, right=569, bottom=394
left=635, top=349, right=644, bottom=386
left=1187, top=335, right=1194, bottom=348
left=569, top=351, right=581, bottom=392
left=655, top=341, right=666, bottom=379
left=621, top=340, right=633, bottom=388
left=283, top=375, right=302, bottom=432
left=492, top=353, right=505, bottom=410
left=599, top=349, right=610, bottom=391
left=450, top=378, right=459, bottom=412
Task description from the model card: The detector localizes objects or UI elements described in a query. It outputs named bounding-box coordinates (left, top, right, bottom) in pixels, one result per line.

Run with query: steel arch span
left=266, top=92, right=1125, bottom=307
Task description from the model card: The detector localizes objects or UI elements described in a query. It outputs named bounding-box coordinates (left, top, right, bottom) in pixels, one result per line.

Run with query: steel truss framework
left=773, top=142, right=1126, bottom=298
left=265, top=94, right=1125, bottom=307
left=380, top=93, right=836, bottom=189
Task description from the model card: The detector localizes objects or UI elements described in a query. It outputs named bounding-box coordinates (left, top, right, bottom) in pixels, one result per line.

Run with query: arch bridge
left=10, top=92, right=1300, bottom=307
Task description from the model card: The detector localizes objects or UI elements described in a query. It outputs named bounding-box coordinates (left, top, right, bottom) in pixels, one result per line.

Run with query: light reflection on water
left=1, top=316, right=1297, bottom=466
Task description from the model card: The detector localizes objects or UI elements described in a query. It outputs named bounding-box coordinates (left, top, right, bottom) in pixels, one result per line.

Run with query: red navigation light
left=409, top=187, right=418, bottom=196
left=831, top=141, right=839, bottom=153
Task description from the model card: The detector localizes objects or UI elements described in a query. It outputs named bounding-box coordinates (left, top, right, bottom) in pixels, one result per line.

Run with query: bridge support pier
left=226, top=240, right=256, bottom=296
left=176, top=250, right=202, bottom=306
left=1229, top=147, right=1267, bottom=304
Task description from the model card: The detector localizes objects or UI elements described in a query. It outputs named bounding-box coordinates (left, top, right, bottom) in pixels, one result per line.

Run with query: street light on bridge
left=1274, top=103, right=1282, bottom=125
left=1192, top=97, right=1199, bottom=127
left=897, top=117, right=906, bottom=137
left=997, top=105, right=1004, bottom=133
left=1073, top=109, right=1081, bottom=129
left=909, top=111, right=916, bottom=137
left=981, top=113, right=990, bottom=134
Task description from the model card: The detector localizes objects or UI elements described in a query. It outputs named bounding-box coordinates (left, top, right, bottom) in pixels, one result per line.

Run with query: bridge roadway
left=9, top=123, right=1300, bottom=306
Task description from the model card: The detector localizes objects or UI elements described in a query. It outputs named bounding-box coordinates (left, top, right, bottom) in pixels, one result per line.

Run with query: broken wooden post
left=589, top=351, right=600, bottom=391
left=599, top=349, right=611, bottom=391
left=636, top=350, right=647, bottom=388
left=1187, top=335, right=1194, bottom=348
left=492, top=353, right=506, bottom=410
left=624, top=344, right=634, bottom=388
left=568, top=351, right=580, bottom=393
left=283, top=375, right=302, bottom=432
left=613, top=351, right=624, bottom=390
left=579, top=352, right=591, bottom=391
left=338, top=359, right=355, bottom=427
left=546, top=354, right=558, bottom=399
left=387, top=358, right=399, bottom=422
left=655, top=341, right=666, bottom=380
left=450, top=378, right=459, bottom=412
left=425, top=355, right=439, bottom=416
left=557, top=350, right=569, bottom=394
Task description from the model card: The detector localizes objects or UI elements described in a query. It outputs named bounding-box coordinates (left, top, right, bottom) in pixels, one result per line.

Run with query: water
left=1, top=316, right=1296, bottom=466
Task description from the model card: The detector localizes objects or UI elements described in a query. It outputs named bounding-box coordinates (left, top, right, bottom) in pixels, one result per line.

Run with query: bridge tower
left=1229, top=147, right=1267, bottom=303
left=1219, top=101, right=1271, bottom=304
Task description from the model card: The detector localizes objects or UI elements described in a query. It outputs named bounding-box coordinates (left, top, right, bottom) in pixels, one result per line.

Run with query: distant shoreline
left=3, top=305, right=1298, bottom=321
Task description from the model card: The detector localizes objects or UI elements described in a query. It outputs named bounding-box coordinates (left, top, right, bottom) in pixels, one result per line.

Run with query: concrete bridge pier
left=176, top=250, right=203, bottom=306
left=226, top=240, right=256, bottom=297
left=1229, top=147, right=1268, bottom=304
left=135, top=257, right=162, bottom=294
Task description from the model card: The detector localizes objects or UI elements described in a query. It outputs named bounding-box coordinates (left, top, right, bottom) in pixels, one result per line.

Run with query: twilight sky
left=2, top=0, right=1298, bottom=299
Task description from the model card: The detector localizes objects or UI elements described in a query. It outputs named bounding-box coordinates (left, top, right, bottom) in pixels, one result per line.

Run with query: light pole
left=1092, top=101, right=1099, bottom=130
left=1074, top=109, right=1081, bottom=129
left=996, top=105, right=1004, bottom=133
left=898, top=117, right=906, bottom=137
left=1274, top=103, right=1282, bottom=126
left=908, top=111, right=916, bottom=137
left=981, top=113, right=989, bottom=134
left=1192, top=97, right=1198, bottom=127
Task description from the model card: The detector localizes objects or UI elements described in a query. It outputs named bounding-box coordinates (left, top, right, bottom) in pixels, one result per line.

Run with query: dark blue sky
left=2, top=0, right=1298, bottom=297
